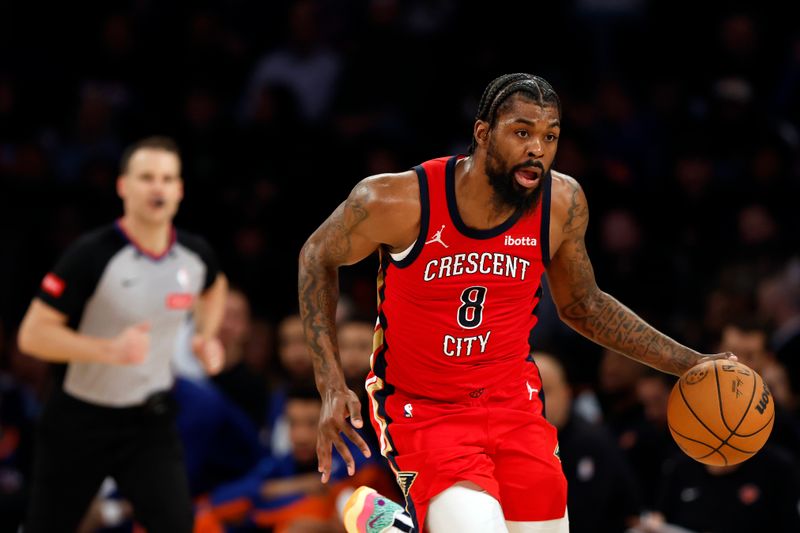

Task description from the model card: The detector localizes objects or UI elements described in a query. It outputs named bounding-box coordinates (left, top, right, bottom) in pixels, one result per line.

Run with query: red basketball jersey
left=370, top=155, right=551, bottom=402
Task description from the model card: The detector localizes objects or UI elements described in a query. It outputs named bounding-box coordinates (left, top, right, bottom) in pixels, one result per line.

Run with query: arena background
left=1, top=0, right=798, bottom=532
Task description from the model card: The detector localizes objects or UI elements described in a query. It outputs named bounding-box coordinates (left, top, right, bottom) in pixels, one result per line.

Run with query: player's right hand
left=109, top=322, right=150, bottom=365
left=317, top=386, right=371, bottom=483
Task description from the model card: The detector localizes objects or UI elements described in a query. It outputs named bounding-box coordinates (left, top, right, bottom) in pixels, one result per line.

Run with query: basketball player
left=298, top=73, right=735, bottom=533
left=17, top=136, right=228, bottom=532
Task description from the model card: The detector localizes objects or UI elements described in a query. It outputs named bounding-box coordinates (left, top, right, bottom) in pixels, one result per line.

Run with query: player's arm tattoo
left=562, top=178, right=587, bottom=234
left=554, top=180, right=700, bottom=376
left=298, top=184, right=370, bottom=390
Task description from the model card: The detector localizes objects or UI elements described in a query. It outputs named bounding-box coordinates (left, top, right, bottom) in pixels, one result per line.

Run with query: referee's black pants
left=24, top=389, right=193, bottom=533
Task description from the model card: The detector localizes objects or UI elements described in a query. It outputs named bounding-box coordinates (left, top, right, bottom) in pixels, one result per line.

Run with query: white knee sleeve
left=427, top=484, right=507, bottom=533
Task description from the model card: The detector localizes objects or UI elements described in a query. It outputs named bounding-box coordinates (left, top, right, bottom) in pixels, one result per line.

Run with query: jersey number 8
left=458, top=286, right=487, bottom=329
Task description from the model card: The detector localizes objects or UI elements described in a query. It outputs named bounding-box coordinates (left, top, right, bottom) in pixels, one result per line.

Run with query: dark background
left=1, top=0, right=799, bottom=529
left=2, top=0, right=797, bottom=334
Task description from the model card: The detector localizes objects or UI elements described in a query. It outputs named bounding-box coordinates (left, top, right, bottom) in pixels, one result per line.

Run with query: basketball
left=667, top=359, right=774, bottom=466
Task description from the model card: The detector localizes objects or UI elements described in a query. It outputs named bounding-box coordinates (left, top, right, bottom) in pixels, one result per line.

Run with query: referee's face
left=118, top=148, right=184, bottom=225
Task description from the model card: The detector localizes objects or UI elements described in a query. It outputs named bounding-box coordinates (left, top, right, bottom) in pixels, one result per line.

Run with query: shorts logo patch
left=396, top=471, right=418, bottom=498
left=554, top=443, right=561, bottom=462
left=526, top=381, right=539, bottom=400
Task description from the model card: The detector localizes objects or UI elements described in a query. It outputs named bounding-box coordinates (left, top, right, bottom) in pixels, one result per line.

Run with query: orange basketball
left=667, top=359, right=774, bottom=466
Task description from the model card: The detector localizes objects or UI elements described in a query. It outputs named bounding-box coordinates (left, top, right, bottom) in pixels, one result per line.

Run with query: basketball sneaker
left=342, top=486, right=414, bottom=533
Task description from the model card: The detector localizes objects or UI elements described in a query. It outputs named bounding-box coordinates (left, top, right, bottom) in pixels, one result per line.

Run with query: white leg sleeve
left=506, top=508, right=569, bottom=533
left=427, top=484, right=508, bottom=533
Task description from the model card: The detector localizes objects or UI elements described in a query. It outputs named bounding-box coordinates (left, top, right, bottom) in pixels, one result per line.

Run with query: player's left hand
left=697, top=352, right=738, bottom=365
left=192, top=335, right=225, bottom=375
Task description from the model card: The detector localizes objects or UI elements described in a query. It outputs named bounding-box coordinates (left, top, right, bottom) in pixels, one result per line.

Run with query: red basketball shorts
left=366, top=363, right=567, bottom=531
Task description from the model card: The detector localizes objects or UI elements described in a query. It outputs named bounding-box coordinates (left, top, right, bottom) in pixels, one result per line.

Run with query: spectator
left=241, top=0, right=342, bottom=124
left=338, top=316, right=382, bottom=456
left=641, top=445, right=800, bottom=533
left=211, top=286, right=269, bottom=427
left=267, top=313, right=316, bottom=456
left=535, top=351, right=642, bottom=533
left=194, top=383, right=398, bottom=533
left=757, top=266, right=800, bottom=411
left=717, top=317, right=800, bottom=457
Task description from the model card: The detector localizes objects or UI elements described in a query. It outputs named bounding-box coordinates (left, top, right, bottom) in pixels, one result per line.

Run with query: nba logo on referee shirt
left=177, top=268, right=190, bottom=288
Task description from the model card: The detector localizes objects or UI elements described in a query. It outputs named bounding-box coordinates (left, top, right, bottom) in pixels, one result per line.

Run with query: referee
left=17, top=136, right=228, bottom=532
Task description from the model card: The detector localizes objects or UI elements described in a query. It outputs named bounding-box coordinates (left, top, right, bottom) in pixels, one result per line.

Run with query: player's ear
left=116, top=174, right=127, bottom=199
left=474, top=120, right=490, bottom=148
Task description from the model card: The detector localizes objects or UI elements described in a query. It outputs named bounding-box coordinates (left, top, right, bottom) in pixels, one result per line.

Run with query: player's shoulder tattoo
left=551, top=171, right=588, bottom=236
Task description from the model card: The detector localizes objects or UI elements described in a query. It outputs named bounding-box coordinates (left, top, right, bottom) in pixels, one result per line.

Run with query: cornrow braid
left=469, top=73, right=561, bottom=154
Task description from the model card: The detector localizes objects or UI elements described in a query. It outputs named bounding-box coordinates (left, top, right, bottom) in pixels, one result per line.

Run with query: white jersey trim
left=390, top=240, right=417, bottom=261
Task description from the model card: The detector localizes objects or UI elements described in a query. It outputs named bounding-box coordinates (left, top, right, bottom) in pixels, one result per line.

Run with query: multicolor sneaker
left=342, top=486, right=414, bottom=533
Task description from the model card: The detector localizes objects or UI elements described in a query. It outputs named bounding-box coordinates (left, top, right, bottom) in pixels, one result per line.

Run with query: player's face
left=287, top=399, right=322, bottom=464
left=219, top=290, right=251, bottom=352
left=483, top=96, right=560, bottom=211
left=118, top=148, right=183, bottom=225
left=338, top=322, right=373, bottom=385
left=533, top=355, right=570, bottom=429
left=278, top=315, right=313, bottom=379
left=720, top=327, right=770, bottom=373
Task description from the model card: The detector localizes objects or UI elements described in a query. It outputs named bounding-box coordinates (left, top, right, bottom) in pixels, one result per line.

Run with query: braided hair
left=469, top=73, right=561, bottom=154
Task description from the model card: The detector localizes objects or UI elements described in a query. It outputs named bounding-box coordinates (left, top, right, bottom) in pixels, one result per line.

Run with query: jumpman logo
left=425, top=225, right=449, bottom=248
left=526, top=381, right=539, bottom=401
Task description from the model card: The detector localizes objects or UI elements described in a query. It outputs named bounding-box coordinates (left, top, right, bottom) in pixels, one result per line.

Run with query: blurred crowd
left=1, top=0, right=799, bottom=531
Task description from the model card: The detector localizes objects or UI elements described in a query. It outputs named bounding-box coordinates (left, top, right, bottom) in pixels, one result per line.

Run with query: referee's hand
left=192, top=335, right=225, bottom=375
left=109, top=322, right=150, bottom=365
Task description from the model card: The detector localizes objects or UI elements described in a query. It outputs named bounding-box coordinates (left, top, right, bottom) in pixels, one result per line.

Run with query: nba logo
left=177, top=268, right=190, bottom=289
